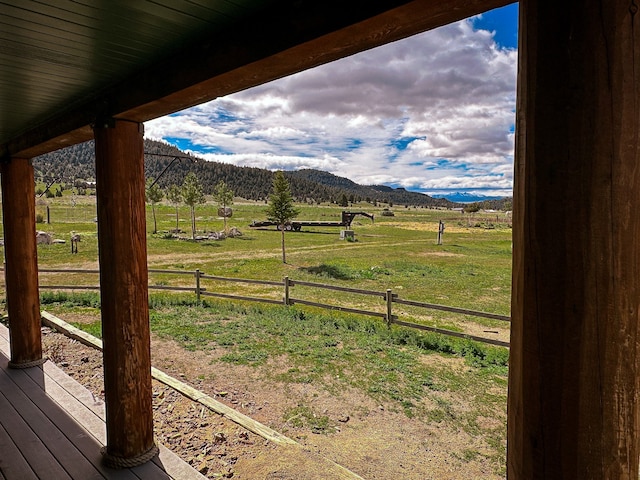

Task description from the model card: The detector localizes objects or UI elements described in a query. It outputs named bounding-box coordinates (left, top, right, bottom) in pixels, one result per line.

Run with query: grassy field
left=0, top=195, right=513, bottom=476
left=5, top=195, right=512, bottom=338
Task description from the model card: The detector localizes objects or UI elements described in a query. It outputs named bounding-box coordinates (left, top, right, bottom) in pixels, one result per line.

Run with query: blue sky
left=146, top=4, right=518, bottom=198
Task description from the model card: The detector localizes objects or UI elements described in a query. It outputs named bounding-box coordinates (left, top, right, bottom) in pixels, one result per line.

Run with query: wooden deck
left=0, top=323, right=206, bottom=480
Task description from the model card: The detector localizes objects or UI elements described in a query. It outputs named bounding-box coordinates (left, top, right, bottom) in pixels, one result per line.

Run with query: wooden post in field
left=94, top=119, right=157, bottom=467
left=0, top=158, right=44, bottom=368
left=507, top=1, right=640, bottom=478
left=195, top=269, right=201, bottom=303
left=284, top=276, right=290, bottom=306
left=437, top=220, right=445, bottom=245
left=385, top=289, right=393, bottom=327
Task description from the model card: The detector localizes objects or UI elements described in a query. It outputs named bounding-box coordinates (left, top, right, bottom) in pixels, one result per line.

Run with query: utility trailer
left=249, top=211, right=374, bottom=231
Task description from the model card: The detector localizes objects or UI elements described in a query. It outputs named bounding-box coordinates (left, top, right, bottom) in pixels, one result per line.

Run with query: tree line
left=33, top=139, right=468, bottom=209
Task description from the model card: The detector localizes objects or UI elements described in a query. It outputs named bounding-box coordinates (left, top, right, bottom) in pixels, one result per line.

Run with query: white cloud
left=194, top=152, right=346, bottom=173
left=145, top=17, right=517, bottom=195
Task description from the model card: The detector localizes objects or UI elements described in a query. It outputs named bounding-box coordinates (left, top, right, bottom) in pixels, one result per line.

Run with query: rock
left=338, top=415, right=350, bottom=423
left=36, top=231, right=53, bottom=245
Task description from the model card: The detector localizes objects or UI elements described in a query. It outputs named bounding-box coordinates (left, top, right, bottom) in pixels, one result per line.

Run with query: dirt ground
left=42, top=323, right=506, bottom=480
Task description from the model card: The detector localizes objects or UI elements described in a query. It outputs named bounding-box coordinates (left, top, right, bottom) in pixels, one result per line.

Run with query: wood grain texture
left=0, top=158, right=42, bottom=365
left=507, top=1, right=640, bottom=478
left=9, top=0, right=511, bottom=158
left=94, top=120, right=155, bottom=461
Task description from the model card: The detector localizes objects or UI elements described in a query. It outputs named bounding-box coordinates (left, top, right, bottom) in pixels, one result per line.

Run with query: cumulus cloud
left=145, top=16, right=517, bottom=196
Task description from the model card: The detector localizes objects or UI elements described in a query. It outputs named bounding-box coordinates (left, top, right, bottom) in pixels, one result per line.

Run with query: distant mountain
left=432, top=192, right=503, bottom=203
left=289, top=169, right=454, bottom=208
left=33, top=139, right=458, bottom=208
left=432, top=192, right=513, bottom=211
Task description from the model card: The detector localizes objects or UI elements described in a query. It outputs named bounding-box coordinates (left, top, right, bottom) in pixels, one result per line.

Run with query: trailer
left=249, top=211, right=374, bottom=232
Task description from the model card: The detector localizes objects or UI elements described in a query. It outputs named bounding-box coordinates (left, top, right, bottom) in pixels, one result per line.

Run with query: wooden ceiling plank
left=151, top=0, right=245, bottom=20
left=3, top=0, right=512, bottom=158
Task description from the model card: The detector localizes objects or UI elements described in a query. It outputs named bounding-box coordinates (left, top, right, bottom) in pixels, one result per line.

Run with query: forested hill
left=33, top=139, right=456, bottom=207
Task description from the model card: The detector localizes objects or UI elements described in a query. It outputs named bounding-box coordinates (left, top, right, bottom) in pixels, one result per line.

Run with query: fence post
left=386, top=288, right=393, bottom=327
left=437, top=220, right=445, bottom=245
left=195, top=269, right=201, bottom=304
left=284, top=276, right=290, bottom=306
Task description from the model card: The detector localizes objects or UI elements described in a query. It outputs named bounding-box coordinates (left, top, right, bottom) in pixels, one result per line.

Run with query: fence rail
left=1, top=267, right=510, bottom=347
left=288, top=279, right=386, bottom=298
left=288, top=298, right=388, bottom=319
left=393, top=298, right=511, bottom=322
left=200, top=274, right=282, bottom=287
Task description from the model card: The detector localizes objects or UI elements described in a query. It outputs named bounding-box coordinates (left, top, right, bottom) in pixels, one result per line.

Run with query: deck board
left=0, top=389, right=72, bottom=479
left=0, top=323, right=206, bottom=480
left=5, top=362, right=137, bottom=480
left=0, top=383, right=101, bottom=478
left=0, top=421, right=37, bottom=480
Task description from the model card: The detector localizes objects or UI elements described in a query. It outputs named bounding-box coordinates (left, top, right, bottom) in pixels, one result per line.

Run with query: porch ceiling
left=0, top=0, right=512, bottom=159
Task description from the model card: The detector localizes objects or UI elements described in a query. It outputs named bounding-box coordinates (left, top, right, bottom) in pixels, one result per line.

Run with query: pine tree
left=265, top=172, right=300, bottom=263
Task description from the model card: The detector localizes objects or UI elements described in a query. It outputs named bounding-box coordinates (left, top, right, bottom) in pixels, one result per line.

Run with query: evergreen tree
left=213, top=180, right=234, bottom=233
left=146, top=180, right=164, bottom=234
left=266, top=171, right=300, bottom=263
left=166, top=184, right=182, bottom=233
left=339, top=193, right=349, bottom=208
left=182, top=172, right=206, bottom=239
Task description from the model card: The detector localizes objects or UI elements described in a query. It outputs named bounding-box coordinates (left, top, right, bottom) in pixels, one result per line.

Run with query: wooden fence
left=2, top=267, right=510, bottom=348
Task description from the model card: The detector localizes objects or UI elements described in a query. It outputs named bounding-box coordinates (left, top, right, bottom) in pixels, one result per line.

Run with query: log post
left=94, top=119, right=157, bottom=467
left=0, top=158, right=44, bottom=368
left=507, top=1, right=640, bottom=478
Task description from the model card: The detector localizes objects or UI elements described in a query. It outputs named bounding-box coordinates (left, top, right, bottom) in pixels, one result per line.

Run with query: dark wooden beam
left=507, top=0, right=640, bottom=477
left=5, top=0, right=512, bottom=158
left=0, top=158, right=43, bottom=367
left=94, top=119, right=156, bottom=466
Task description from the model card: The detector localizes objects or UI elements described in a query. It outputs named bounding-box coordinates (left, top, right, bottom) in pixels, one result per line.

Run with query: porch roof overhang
left=1, top=0, right=512, bottom=160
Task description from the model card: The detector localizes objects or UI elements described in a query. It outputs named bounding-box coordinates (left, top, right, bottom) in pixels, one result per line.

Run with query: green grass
left=45, top=292, right=507, bottom=412
left=1, top=200, right=511, bottom=474
left=46, top=292, right=508, bottom=473
left=283, top=404, right=335, bottom=434
left=17, top=200, right=513, bottom=339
